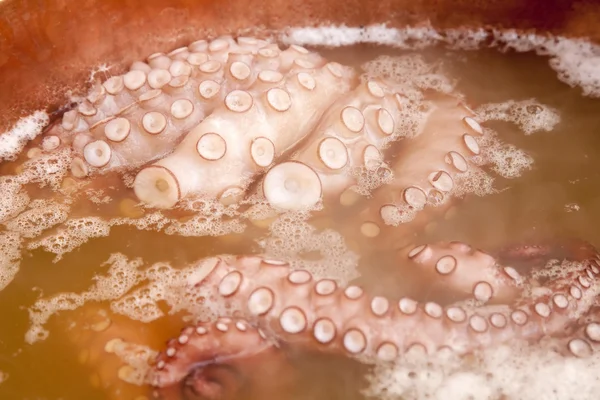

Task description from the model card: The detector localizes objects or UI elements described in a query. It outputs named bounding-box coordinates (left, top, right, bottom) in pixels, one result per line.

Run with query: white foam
left=478, top=130, right=535, bottom=179
left=257, top=211, right=360, bottom=284
left=0, top=111, right=49, bottom=162
left=364, top=341, right=600, bottom=400
left=27, top=216, right=111, bottom=261
left=0, top=231, right=22, bottom=291
left=27, top=253, right=237, bottom=343
left=3, top=200, right=70, bottom=238
left=281, top=25, right=600, bottom=97
left=476, top=99, right=561, bottom=135
left=361, top=55, right=457, bottom=95
left=0, top=176, right=30, bottom=223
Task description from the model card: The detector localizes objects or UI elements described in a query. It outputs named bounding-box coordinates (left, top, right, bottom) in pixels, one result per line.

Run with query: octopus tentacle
left=258, top=78, right=405, bottom=211
left=402, top=240, right=600, bottom=340
left=355, top=95, right=486, bottom=238
left=41, top=37, right=334, bottom=183
left=132, top=61, right=355, bottom=208
left=549, top=306, right=600, bottom=358
left=152, top=318, right=283, bottom=400
left=150, top=242, right=599, bottom=391
left=399, top=241, right=521, bottom=303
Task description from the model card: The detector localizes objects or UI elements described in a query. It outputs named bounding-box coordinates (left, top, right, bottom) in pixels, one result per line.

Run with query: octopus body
left=25, top=35, right=600, bottom=399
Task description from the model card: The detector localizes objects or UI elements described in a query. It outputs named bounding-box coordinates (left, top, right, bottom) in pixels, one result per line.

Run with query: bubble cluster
left=27, top=217, right=111, bottom=260
left=283, top=26, right=600, bottom=98
left=361, top=55, right=457, bottom=96
left=475, top=99, right=561, bottom=135
left=257, top=211, right=360, bottom=284
left=3, top=200, right=70, bottom=238
left=0, top=176, right=30, bottom=222
left=0, top=231, right=22, bottom=291
left=0, top=111, right=49, bottom=162
left=364, top=341, right=600, bottom=400
left=477, top=132, right=535, bottom=179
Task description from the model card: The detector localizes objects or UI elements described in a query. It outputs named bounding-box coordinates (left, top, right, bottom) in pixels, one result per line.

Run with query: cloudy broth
left=1, top=36, right=600, bottom=400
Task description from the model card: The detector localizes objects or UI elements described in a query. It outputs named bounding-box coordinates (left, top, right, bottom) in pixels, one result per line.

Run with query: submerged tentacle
left=399, top=241, right=522, bottom=303
left=149, top=241, right=599, bottom=391
left=258, top=78, right=406, bottom=211
left=354, top=95, right=486, bottom=239
left=151, top=318, right=293, bottom=400
left=41, top=37, right=333, bottom=182
left=546, top=306, right=600, bottom=358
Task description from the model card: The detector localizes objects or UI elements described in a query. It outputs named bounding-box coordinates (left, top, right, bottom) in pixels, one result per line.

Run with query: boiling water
left=1, top=28, right=600, bottom=400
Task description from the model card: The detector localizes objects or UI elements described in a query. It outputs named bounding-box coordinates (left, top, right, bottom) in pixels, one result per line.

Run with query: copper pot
left=1, top=0, right=599, bottom=127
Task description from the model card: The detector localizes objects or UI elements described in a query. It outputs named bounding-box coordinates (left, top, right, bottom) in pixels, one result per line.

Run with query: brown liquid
left=1, top=44, right=600, bottom=400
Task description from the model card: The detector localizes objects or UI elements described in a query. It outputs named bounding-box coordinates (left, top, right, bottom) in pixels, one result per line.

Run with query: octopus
left=8, top=35, right=600, bottom=399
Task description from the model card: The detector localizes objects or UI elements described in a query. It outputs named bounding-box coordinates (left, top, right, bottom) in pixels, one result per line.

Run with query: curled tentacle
left=152, top=318, right=294, bottom=400
left=354, top=95, right=486, bottom=240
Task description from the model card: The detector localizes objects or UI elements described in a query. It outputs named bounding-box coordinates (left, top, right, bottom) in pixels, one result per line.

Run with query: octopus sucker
left=257, top=78, right=405, bottom=211
left=133, top=60, right=355, bottom=209
left=348, top=94, right=490, bottom=245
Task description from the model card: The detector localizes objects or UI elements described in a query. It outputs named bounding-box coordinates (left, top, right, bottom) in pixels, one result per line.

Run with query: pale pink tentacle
left=152, top=318, right=281, bottom=399
left=132, top=62, right=355, bottom=208
left=355, top=95, right=486, bottom=239
left=257, top=78, right=406, bottom=211
left=400, top=241, right=521, bottom=303
left=41, top=37, right=330, bottom=181
left=150, top=243, right=599, bottom=383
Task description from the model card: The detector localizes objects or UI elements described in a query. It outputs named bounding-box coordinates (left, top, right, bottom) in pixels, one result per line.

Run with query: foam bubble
left=257, top=211, right=360, bottom=284
left=27, top=217, right=111, bottom=261
left=364, top=341, right=600, bottom=400
left=0, top=231, right=22, bottom=291
left=475, top=99, right=561, bottom=135
left=281, top=25, right=600, bottom=97
left=0, top=111, right=49, bottom=162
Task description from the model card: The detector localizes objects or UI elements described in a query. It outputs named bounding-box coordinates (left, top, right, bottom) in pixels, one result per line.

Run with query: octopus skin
left=258, top=78, right=406, bottom=211
left=353, top=95, right=486, bottom=239
left=42, top=36, right=336, bottom=182
left=131, top=239, right=600, bottom=398
left=132, top=60, right=355, bottom=208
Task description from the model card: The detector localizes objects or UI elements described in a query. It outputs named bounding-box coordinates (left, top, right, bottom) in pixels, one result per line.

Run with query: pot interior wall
left=1, top=0, right=600, bottom=125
